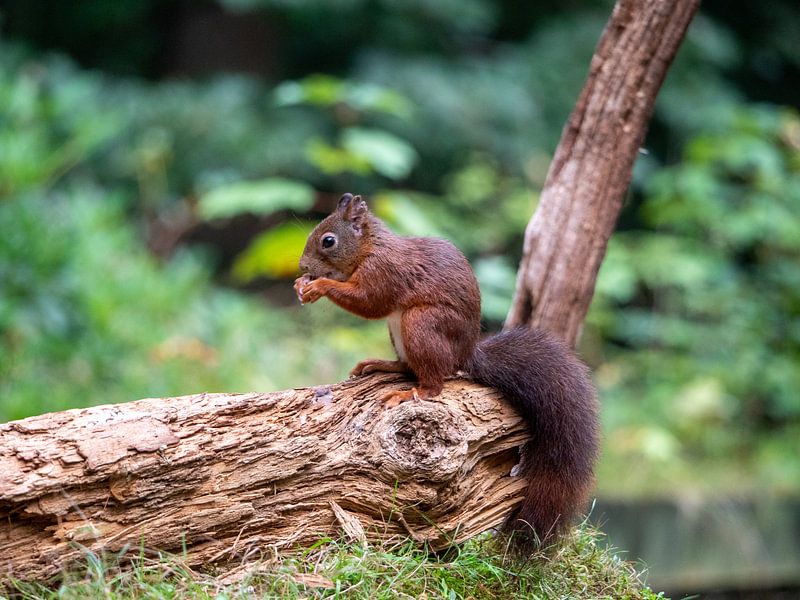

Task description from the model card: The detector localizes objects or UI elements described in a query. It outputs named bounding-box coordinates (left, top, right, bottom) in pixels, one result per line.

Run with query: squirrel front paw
left=351, top=359, right=409, bottom=377
left=293, top=274, right=312, bottom=304
left=299, top=278, right=328, bottom=304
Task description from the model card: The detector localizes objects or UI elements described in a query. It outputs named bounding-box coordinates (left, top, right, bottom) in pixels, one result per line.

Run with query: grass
left=3, top=526, right=664, bottom=600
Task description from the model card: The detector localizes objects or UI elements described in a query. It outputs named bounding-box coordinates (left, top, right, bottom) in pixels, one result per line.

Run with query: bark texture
left=506, top=0, right=700, bottom=346
left=0, top=374, right=529, bottom=582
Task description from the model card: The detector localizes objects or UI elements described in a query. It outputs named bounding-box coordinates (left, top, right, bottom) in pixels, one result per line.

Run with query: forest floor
left=2, top=526, right=663, bottom=599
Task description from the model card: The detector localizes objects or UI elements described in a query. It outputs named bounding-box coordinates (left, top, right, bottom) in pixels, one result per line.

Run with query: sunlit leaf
left=198, top=178, right=315, bottom=220
left=274, top=74, right=344, bottom=107
left=231, top=222, right=316, bottom=281
left=342, top=128, right=418, bottom=180
left=305, top=139, right=372, bottom=175
left=274, top=74, right=413, bottom=119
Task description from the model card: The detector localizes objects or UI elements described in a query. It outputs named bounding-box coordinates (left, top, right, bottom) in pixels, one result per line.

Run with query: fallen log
left=1, top=373, right=529, bottom=581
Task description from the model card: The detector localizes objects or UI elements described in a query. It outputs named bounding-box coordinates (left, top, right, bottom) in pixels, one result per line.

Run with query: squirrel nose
left=298, top=257, right=309, bottom=273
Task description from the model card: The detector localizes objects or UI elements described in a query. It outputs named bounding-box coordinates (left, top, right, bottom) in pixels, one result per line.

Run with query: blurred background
left=1, top=0, right=798, bottom=596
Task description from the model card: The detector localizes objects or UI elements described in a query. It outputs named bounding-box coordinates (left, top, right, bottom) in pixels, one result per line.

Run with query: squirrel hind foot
left=381, top=384, right=446, bottom=407
left=381, top=387, right=421, bottom=407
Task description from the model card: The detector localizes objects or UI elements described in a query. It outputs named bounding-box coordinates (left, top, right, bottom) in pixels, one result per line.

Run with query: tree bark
left=0, top=374, right=529, bottom=581
left=506, top=0, right=700, bottom=347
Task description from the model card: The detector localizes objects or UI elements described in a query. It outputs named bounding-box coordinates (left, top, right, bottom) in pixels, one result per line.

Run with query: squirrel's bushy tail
left=466, top=328, right=599, bottom=546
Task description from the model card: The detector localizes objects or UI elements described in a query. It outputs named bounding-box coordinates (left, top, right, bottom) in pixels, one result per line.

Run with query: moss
left=4, top=526, right=664, bottom=600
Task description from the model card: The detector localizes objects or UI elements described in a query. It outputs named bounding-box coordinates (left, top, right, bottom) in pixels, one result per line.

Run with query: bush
left=589, top=105, right=800, bottom=494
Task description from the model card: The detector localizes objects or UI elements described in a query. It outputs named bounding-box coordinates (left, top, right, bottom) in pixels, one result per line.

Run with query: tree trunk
left=506, top=0, right=700, bottom=347
left=0, top=374, right=528, bottom=581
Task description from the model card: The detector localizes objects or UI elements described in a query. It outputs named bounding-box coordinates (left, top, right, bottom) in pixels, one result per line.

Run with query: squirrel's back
left=369, top=228, right=481, bottom=315
left=364, top=228, right=482, bottom=366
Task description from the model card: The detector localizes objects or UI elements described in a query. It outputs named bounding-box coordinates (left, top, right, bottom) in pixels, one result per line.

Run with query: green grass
left=3, top=527, right=664, bottom=600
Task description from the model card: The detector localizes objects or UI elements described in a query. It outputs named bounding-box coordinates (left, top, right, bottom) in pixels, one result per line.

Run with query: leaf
left=342, top=128, right=418, bottom=180
left=305, top=139, right=372, bottom=176
left=372, top=191, right=444, bottom=238
left=274, top=74, right=344, bottom=107
left=231, top=222, right=316, bottom=281
left=198, top=178, right=315, bottom=220
left=304, top=130, right=418, bottom=180
left=274, top=74, right=413, bottom=119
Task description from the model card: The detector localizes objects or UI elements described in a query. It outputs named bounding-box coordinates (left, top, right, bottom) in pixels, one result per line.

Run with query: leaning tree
left=0, top=0, right=699, bottom=582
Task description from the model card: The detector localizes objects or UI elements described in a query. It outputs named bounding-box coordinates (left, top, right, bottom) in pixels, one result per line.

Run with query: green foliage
left=0, top=55, right=393, bottom=421
left=305, top=128, right=419, bottom=180
left=273, top=75, right=419, bottom=188
left=232, top=221, right=318, bottom=281
left=0, top=53, right=120, bottom=195
left=198, top=178, right=316, bottom=220
left=275, top=75, right=413, bottom=120
left=4, top=528, right=663, bottom=600
left=190, top=74, right=423, bottom=280
left=589, top=105, right=800, bottom=495
left=0, top=191, right=392, bottom=423
left=0, top=193, right=256, bottom=419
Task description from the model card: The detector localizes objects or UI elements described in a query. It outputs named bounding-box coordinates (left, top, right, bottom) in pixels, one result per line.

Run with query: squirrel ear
left=339, top=193, right=368, bottom=231
left=336, top=193, right=354, bottom=213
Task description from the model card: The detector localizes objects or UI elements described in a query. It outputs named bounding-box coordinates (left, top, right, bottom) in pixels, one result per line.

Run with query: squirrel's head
left=299, top=193, right=371, bottom=281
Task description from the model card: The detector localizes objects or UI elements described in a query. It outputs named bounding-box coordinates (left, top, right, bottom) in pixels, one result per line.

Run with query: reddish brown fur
left=296, top=193, right=599, bottom=547
left=467, top=328, right=599, bottom=544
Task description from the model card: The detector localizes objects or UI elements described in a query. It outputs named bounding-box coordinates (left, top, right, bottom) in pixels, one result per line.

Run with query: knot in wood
left=376, top=401, right=468, bottom=482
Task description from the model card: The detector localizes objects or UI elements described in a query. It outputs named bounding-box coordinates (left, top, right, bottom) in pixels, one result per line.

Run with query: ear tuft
left=352, top=194, right=366, bottom=212
left=347, top=195, right=368, bottom=223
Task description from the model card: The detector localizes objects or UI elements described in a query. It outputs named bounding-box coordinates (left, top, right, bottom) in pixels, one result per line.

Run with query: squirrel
left=294, top=192, right=599, bottom=546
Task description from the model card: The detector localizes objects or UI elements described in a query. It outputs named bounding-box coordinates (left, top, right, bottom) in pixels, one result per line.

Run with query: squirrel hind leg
left=400, top=307, right=457, bottom=394
left=379, top=307, right=459, bottom=407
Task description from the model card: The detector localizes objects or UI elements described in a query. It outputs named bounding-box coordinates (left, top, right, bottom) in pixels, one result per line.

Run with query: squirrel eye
left=321, top=234, right=336, bottom=249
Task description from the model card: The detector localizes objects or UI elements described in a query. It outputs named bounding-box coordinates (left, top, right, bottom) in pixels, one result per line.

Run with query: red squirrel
left=294, top=193, right=599, bottom=545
